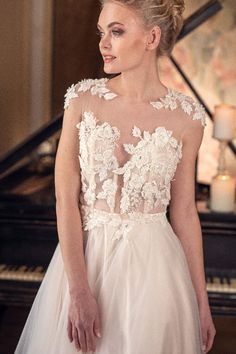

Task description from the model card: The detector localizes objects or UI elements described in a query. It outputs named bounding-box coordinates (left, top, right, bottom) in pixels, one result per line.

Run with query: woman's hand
left=199, top=300, right=216, bottom=353
left=67, top=288, right=102, bottom=353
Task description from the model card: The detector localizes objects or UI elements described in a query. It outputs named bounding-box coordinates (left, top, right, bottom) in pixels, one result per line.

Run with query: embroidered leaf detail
left=123, top=143, right=135, bottom=154
left=143, top=131, right=151, bottom=141
left=64, top=84, right=79, bottom=109
left=150, top=101, right=163, bottom=109
left=132, top=126, right=142, bottom=138
left=181, top=101, right=193, bottom=115
left=104, top=92, right=118, bottom=100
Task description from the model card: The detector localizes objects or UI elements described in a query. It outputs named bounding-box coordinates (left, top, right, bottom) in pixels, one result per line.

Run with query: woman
left=15, top=0, right=216, bottom=353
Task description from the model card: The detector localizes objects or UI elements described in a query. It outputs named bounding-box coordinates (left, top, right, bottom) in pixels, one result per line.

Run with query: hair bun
left=172, top=0, right=185, bottom=15
left=170, top=0, right=185, bottom=33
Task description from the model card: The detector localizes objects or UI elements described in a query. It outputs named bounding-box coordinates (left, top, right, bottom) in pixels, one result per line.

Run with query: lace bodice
left=64, top=78, right=207, bottom=225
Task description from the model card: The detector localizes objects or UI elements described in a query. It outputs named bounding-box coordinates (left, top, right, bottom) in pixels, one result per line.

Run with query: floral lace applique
left=96, top=178, right=118, bottom=211
left=111, top=125, right=182, bottom=213
left=76, top=111, right=120, bottom=211
left=64, top=78, right=117, bottom=109
left=64, top=78, right=207, bottom=128
left=64, top=78, right=206, bottom=218
left=64, top=83, right=79, bottom=110
left=80, top=205, right=168, bottom=238
left=150, top=89, right=207, bottom=127
left=76, top=111, right=182, bottom=215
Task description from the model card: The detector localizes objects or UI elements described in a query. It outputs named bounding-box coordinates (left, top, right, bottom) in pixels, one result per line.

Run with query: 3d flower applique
left=83, top=111, right=98, bottom=127
left=152, top=127, right=172, bottom=147
left=90, top=78, right=118, bottom=100
left=192, top=101, right=207, bottom=127
left=64, top=83, right=79, bottom=109
left=112, top=222, right=133, bottom=243
left=96, top=178, right=118, bottom=210
left=150, top=88, right=207, bottom=127
left=179, top=97, right=194, bottom=116
left=132, top=126, right=142, bottom=138
left=120, top=189, right=130, bottom=214
left=132, top=150, right=150, bottom=169
left=77, top=79, right=95, bottom=92
left=76, top=109, right=185, bottom=215
left=84, top=187, right=96, bottom=206
left=168, top=136, right=178, bottom=148
left=162, top=91, right=179, bottom=111
left=150, top=89, right=177, bottom=111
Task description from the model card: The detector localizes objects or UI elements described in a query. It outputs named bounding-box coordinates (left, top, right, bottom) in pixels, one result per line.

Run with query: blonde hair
left=100, top=0, right=185, bottom=57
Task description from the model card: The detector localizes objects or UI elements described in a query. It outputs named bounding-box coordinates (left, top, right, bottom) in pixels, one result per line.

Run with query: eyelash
left=96, top=29, right=124, bottom=38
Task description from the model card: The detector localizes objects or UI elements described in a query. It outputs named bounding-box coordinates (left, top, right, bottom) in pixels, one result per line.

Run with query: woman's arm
left=169, top=118, right=216, bottom=353
left=54, top=97, right=101, bottom=352
left=169, top=119, right=207, bottom=306
left=54, top=98, right=90, bottom=295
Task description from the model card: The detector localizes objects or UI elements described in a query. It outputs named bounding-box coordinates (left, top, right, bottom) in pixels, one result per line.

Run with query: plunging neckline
left=77, top=111, right=183, bottom=172
left=103, top=78, right=171, bottom=105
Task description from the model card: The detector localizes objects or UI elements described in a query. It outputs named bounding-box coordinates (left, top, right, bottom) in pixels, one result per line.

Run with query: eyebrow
left=97, top=22, right=124, bottom=29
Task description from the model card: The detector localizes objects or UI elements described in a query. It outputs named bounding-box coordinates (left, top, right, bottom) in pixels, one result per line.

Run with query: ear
left=146, top=26, right=161, bottom=51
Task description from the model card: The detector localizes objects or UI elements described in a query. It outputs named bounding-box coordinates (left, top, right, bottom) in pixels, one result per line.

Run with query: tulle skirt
left=15, top=208, right=204, bottom=354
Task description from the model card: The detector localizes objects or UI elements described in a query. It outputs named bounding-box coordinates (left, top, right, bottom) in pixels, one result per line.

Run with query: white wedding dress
left=15, top=78, right=207, bottom=354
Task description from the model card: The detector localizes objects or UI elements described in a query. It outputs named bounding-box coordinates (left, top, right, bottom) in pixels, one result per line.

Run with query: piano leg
left=0, top=305, right=31, bottom=354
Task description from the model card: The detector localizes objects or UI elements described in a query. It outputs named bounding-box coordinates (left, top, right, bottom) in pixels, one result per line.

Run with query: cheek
left=117, top=38, right=146, bottom=58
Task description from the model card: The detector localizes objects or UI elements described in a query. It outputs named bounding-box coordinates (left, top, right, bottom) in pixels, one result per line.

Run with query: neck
left=111, top=56, right=167, bottom=102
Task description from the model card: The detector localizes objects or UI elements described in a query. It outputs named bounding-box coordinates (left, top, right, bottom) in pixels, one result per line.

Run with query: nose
left=99, top=35, right=111, bottom=50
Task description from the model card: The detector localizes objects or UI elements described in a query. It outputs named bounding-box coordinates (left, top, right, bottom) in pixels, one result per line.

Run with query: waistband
left=80, top=205, right=168, bottom=232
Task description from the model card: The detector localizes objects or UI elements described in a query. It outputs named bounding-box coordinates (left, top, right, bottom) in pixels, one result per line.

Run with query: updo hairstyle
left=99, top=0, right=185, bottom=57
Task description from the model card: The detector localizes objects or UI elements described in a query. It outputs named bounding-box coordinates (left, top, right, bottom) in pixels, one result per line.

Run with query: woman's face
left=97, top=2, right=151, bottom=74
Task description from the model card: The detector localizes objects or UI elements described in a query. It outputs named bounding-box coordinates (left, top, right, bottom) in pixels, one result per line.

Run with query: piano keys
left=0, top=264, right=45, bottom=282
left=1, top=259, right=236, bottom=315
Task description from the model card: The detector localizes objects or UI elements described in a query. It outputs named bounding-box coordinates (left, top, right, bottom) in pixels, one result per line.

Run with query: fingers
left=205, top=327, right=216, bottom=353
left=67, top=319, right=73, bottom=342
left=202, top=327, right=216, bottom=353
left=201, top=326, right=207, bottom=353
left=94, top=311, right=102, bottom=338
left=85, top=326, right=96, bottom=352
left=78, top=324, right=87, bottom=352
left=74, top=322, right=98, bottom=353
left=73, top=326, right=82, bottom=352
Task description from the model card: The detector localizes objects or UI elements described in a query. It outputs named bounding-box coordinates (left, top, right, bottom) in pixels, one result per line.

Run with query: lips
left=103, top=55, right=116, bottom=63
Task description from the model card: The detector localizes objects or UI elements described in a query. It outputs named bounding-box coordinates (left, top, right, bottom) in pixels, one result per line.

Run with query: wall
left=0, top=0, right=53, bottom=157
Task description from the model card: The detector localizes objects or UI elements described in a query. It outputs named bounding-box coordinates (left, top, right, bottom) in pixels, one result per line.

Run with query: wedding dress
left=15, top=77, right=207, bottom=354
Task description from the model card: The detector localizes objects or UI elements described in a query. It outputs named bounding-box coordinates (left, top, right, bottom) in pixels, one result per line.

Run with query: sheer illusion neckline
left=104, top=78, right=171, bottom=104
left=76, top=111, right=183, bottom=171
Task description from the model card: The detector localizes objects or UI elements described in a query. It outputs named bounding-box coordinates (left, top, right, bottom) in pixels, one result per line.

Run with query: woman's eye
left=112, top=29, right=124, bottom=37
left=96, top=29, right=124, bottom=38
left=96, top=30, right=104, bottom=38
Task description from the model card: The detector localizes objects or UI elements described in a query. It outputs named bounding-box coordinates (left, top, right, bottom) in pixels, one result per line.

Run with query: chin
left=103, top=66, right=121, bottom=75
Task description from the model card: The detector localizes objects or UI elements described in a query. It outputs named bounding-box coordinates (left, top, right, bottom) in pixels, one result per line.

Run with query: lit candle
left=213, top=104, right=235, bottom=140
left=210, top=174, right=235, bottom=212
